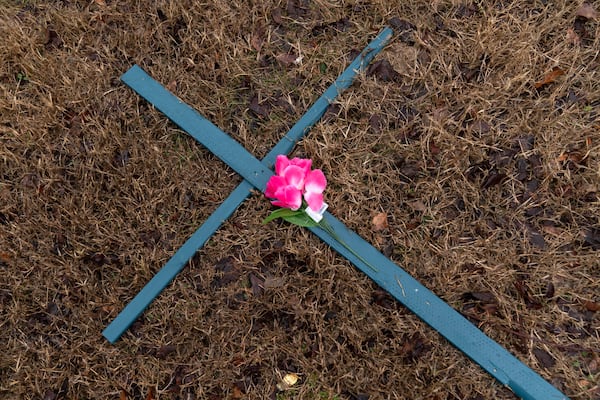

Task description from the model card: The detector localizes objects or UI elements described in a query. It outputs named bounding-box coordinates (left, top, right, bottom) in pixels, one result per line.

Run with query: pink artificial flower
left=264, top=175, right=286, bottom=199
left=275, top=155, right=312, bottom=177
left=265, top=176, right=302, bottom=210
left=265, top=155, right=327, bottom=212
left=281, top=165, right=306, bottom=190
left=263, top=157, right=373, bottom=269
left=271, top=185, right=303, bottom=210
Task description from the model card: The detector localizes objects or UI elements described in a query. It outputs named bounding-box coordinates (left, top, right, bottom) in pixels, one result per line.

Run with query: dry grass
left=1, top=0, right=599, bottom=399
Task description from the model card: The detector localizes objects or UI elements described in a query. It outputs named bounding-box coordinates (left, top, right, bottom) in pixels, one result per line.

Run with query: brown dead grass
left=1, top=0, right=599, bottom=399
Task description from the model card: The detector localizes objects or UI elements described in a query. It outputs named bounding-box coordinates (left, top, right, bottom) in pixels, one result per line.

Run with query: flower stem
left=318, top=219, right=378, bottom=272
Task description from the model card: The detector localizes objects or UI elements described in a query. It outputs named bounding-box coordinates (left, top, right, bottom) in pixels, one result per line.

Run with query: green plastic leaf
left=262, top=208, right=304, bottom=224
left=262, top=208, right=319, bottom=227
left=282, top=213, right=319, bottom=227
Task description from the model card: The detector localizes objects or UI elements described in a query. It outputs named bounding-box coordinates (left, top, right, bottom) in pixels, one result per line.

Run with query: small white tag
left=306, top=202, right=328, bottom=223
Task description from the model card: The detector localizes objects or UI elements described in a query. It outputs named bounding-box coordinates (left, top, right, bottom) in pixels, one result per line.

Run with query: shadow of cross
left=102, top=27, right=568, bottom=400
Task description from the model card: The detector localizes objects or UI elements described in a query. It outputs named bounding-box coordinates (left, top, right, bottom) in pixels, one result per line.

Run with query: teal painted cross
left=103, top=28, right=568, bottom=400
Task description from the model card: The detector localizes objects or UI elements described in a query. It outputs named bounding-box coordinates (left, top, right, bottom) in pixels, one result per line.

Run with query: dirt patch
left=1, top=0, right=598, bottom=399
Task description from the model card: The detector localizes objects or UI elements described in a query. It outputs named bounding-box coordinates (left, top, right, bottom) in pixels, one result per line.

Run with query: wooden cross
left=102, top=28, right=567, bottom=400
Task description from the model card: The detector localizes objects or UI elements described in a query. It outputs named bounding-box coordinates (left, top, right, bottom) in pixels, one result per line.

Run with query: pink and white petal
left=279, top=186, right=302, bottom=210
left=273, top=185, right=288, bottom=200
left=304, top=169, right=327, bottom=193
left=282, top=165, right=306, bottom=190
left=271, top=185, right=301, bottom=209
left=304, top=191, right=323, bottom=212
left=265, top=175, right=287, bottom=198
left=274, top=155, right=290, bottom=175
left=291, top=157, right=312, bottom=174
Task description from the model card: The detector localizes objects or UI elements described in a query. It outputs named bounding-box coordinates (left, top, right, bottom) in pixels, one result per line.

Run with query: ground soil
left=1, top=0, right=599, bottom=399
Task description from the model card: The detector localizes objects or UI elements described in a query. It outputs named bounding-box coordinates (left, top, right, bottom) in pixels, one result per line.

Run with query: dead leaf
left=469, top=291, right=497, bottom=303
left=469, top=119, right=490, bottom=135
left=458, top=63, right=480, bottom=82
left=566, top=28, right=581, bottom=45
left=527, top=224, right=547, bottom=250
left=576, top=3, right=598, bottom=19
left=388, top=17, right=417, bottom=45
left=534, top=67, right=565, bottom=89
left=407, top=200, right=427, bottom=212
left=514, top=279, right=542, bottom=309
left=417, top=49, right=431, bottom=65
left=287, top=0, right=309, bottom=20
left=165, top=80, right=177, bottom=92
left=516, top=158, right=529, bottom=181
left=249, top=94, right=271, bottom=118
left=455, top=3, right=479, bottom=18
left=398, top=161, right=422, bottom=183
left=271, top=7, right=283, bottom=25
left=145, top=387, right=155, bottom=400
left=275, top=53, right=298, bottom=66
left=578, top=379, right=592, bottom=388
left=44, top=28, right=63, bottom=50
left=0, top=252, right=11, bottom=265
left=263, top=276, right=285, bottom=288
left=462, top=291, right=500, bottom=320
left=250, top=26, right=265, bottom=52
left=587, top=357, right=599, bottom=374
left=545, top=282, right=555, bottom=298
left=322, top=103, right=340, bottom=123
left=140, top=229, right=161, bottom=248
left=400, top=332, right=430, bottom=361
left=382, top=242, right=394, bottom=257
left=21, top=173, right=40, bottom=189
left=583, top=300, right=600, bottom=312
left=372, top=212, right=388, bottom=231
left=366, top=59, right=400, bottom=82
left=398, top=105, right=419, bottom=123
left=558, top=151, right=587, bottom=167
left=573, top=15, right=589, bottom=41
left=211, top=256, right=241, bottom=287
left=249, top=273, right=264, bottom=296
left=101, top=304, right=114, bottom=314
left=372, top=289, right=397, bottom=310
left=481, top=170, right=506, bottom=190
left=478, top=302, right=498, bottom=316
left=84, top=252, right=119, bottom=266
left=429, top=107, right=449, bottom=126
left=429, top=140, right=440, bottom=155
left=94, top=0, right=106, bottom=5
left=405, top=219, right=420, bottom=230
left=581, top=227, right=600, bottom=249
left=368, top=114, right=385, bottom=133
left=156, top=344, right=177, bottom=359
left=311, top=17, right=350, bottom=36
left=120, top=389, right=127, bottom=400
left=232, top=386, right=244, bottom=399
left=533, top=348, right=556, bottom=368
